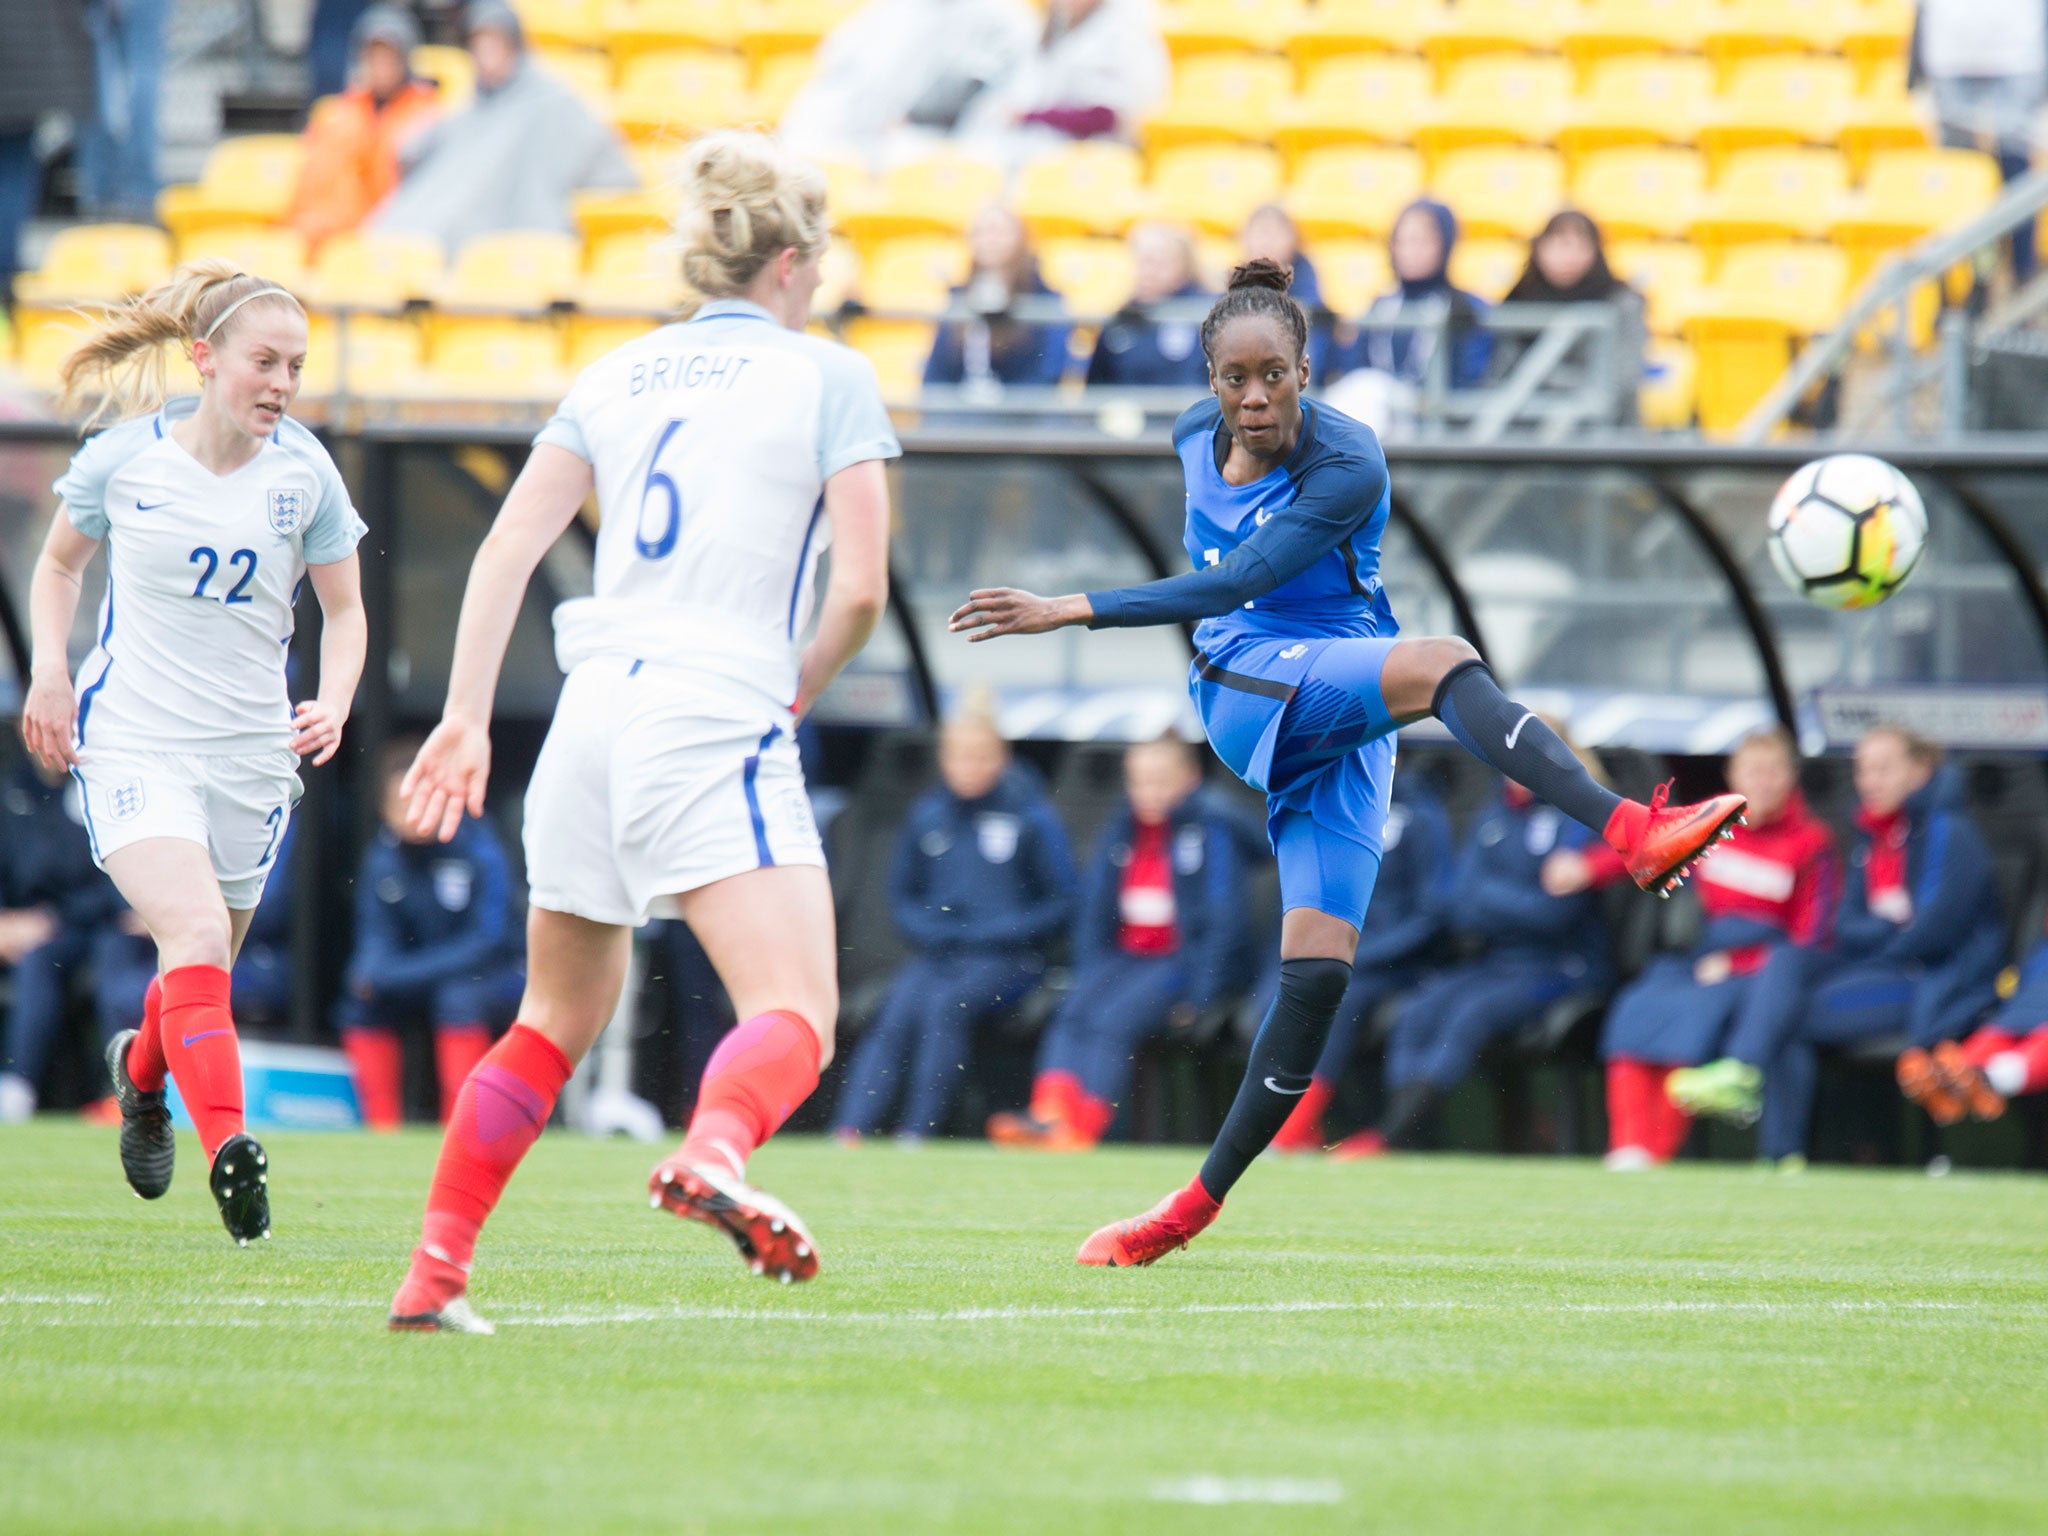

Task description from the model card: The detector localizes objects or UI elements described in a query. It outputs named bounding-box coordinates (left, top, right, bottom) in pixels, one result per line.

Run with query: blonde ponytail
left=58, top=258, right=306, bottom=429
left=676, top=130, right=829, bottom=308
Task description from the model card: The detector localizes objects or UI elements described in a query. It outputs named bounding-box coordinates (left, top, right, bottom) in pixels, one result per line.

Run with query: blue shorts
left=1193, top=633, right=1402, bottom=930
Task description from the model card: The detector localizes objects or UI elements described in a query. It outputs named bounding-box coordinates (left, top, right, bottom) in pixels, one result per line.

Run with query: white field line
left=1150, top=1476, right=1343, bottom=1505
left=0, top=1293, right=1991, bottom=1329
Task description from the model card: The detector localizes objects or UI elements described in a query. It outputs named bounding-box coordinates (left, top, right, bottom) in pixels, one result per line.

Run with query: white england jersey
left=533, top=298, right=901, bottom=706
left=54, top=397, right=368, bottom=756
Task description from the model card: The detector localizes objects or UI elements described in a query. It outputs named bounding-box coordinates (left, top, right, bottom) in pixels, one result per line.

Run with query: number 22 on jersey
left=189, top=545, right=259, bottom=604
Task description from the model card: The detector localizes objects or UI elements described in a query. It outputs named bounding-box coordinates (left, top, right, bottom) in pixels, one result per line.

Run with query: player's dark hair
left=1200, top=258, right=1310, bottom=368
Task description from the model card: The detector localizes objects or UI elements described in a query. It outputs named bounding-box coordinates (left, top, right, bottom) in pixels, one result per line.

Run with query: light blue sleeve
left=534, top=374, right=592, bottom=461
left=52, top=418, right=152, bottom=540
left=814, top=343, right=901, bottom=481
left=294, top=427, right=369, bottom=565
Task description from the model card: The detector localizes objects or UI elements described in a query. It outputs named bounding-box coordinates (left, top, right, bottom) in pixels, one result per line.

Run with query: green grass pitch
left=3, top=1122, right=2045, bottom=1535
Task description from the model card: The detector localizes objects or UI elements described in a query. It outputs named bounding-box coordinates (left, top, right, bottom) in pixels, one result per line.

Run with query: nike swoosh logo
left=1504, top=711, right=1536, bottom=750
left=137, top=501, right=171, bottom=511
left=181, top=1029, right=230, bottom=1046
left=1264, top=1077, right=1310, bottom=1095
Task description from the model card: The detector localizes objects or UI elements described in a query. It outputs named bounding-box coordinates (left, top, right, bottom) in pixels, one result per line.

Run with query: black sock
left=1433, top=660, right=1624, bottom=834
left=1377, top=1081, right=1440, bottom=1148
left=1198, top=957, right=1351, bottom=1200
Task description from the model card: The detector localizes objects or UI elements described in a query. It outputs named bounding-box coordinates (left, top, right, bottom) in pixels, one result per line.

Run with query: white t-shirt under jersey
left=533, top=299, right=901, bottom=707
left=55, top=397, right=368, bottom=756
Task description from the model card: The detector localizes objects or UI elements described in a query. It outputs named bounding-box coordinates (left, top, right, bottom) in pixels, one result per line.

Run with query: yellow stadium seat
left=1829, top=147, right=2005, bottom=282
left=303, top=230, right=445, bottom=309
left=1560, top=0, right=1713, bottom=72
left=175, top=226, right=310, bottom=296
left=1685, top=243, right=1849, bottom=431
left=602, top=0, right=745, bottom=63
left=1702, top=0, right=1856, bottom=73
left=1610, top=239, right=1708, bottom=334
left=1039, top=238, right=1137, bottom=316
left=301, top=312, right=427, bottom=396
left=1448, top=236, right=1527, bottom=302
left=1687, top=147, right=1850, bottom=256
left=1284, top=0, right=1447, bottom=70
left=1286, top=146, right=1426, bottom=240
left=814, top=157, right=877, bottom=230
left=1697, top=56, right=1856, bottom=163
left=512, top=0, right=604, bottom=49
left=579, top=232, right=688, bottom=310
left=628, top=140, right=683, bottom=191
left=1146, top=145, right=1285, bottom=236
left=534, top=46, right=614, bottom=107
left=1157, top=0, right=1304, bottom=59
left=1309, top=237, right=1393, bottom=316
left=1142, top=53, right=1295, bottom=152
left=1195, top=233, right=1242, bottom=288
left=1838, top=92, right=1933, bottom=175
left=1637, top=335, right=1696, bottom=429
left=840, top=318, right=934, bottom=398
left=1422, top=0, right=1581, bottom=74
left=1842, top=0, right=1914, bottom=92
left=750, top=51, right=813, bottom=121
left=565, top=311, right=667, bottom=370
left=1558, top=54, right=1717, bottom=159
left=1414, top=54, right=1575, bottom=160
left=1430, top=145, right=1565, bottom=239
left=426, top=317, right=570, bottom=398
left=410, top=45, right=475, bottom=111
left=817, top=237, right=860, bottom=313
left=439, top=231, right=583, bottom=310
left=13, top=224, right=171, bottom=303
left=614, top=49, right=753, bottom=140
left=11, top=308, right=130, bottom=391
left=1016, top=143, right=1147, bottom=238
left=1274, top=55, right=1433, bottom=161
left=859, top=235, right=968, bottom=314
left=1570, top=147, right=1706, bottom=241
left=838, top=154, right=1005, bottom=241
left=572, top=187, right=672, bottom=243
left=739, top=0, right=851, bottom=70
left=156, top=136, right=305, bottom=240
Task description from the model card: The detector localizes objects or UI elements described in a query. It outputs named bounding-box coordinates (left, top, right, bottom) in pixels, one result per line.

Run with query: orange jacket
left=289, top=79, right=440, bottom=246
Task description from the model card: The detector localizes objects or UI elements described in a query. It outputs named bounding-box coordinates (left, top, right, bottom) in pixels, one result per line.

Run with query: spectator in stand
left=923, top=204, right=1071, bottom=388
left=832, top=711, right=1076, bottom=1141
left=1084, top=221, right=1211, bottom=388
left=227, top=821, right=297, bottom=1029
left=0, top=746, right=150, bottom=1121
left=0, top=1, right=95, bottom=303
left=289, top=5, right=443, bottom=249
left=1263, top=772, right=1453, bottom=1154
left=1567, top=728, right=1836, bottom=1167
left=339, top=739, right=523, bottom=1130
left=961, top=0, right=1170, bottom=164
left=1915, top=0, right=2045, bottom=279
left=989, top=734, right=1257, bottom=1149
left=1756, top=725, right=2004, bottom=1165
left=780, top=0, right=1038, bottom=167
left=1324, top=199, right=1492, bottom=432
left=1239, top=203, right=1331, bottom=380
left=1498, top=210, right=1645, bottom=425
left=1336, top=743, right=1613, bottom=1158
left=1902, top=915, right=2048, bottom=1124
left=78, top=0, right=168, bottom=222
left=371, top=2, right=636, bottom=253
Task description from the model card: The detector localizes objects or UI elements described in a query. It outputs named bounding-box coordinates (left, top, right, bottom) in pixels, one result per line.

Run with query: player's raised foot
left=388, top=1295, right=495, bottom=1335
left=1605, top=783, right=1748, bottom=897
left=650, top=1154, right=819, bottom=1284
left=1327, top=1129, right=1388, bottom=1161
left=1667, top=1058, right=1762, bottom=1126
left=208, top=1132, right=270, bottom=1245
left=105, top=1029, right=175, bottom=1200
left=1078, top=1178, right=1221, bottom=1268
left=1932, top=1041, right=2007, bottom=1122
left=1895, top=1048, right=1967, bottom=1126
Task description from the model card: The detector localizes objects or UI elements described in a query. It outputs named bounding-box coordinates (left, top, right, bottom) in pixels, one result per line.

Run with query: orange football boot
left=1605, top=782, right=1748, bottom=897
left=649, top=1156, right=820, bottom=1283
left=1896, top=1047, right=1967, bottom=1126
left=1328, top=1129, right=1389, bottom=1161
left=1077, top=1179, right=1221, bottom=1267
left=1933, top=1041, right=2007, bottom=1122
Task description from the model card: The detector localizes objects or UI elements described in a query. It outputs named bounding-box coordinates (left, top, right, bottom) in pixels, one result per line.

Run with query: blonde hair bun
left=678, top=130, right=829, bottom=301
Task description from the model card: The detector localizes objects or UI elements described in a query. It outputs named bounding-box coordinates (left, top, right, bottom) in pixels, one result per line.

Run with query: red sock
left=392, top=1024, right=572, bottom=1316
left=676, top=1010, right=821, bottom=1175
left=343, top=1027, right=404, bottom=1131
left=1029, top=1069, right=1083, bottom=1126
left=1603, top=797, right=1649, bottom=852
left=1271, top=1077, right=1334, bottom=1150
left=434, top=1024, right=493, bottom=1125
left=1960, top=1026, right=2020, bottom=1069
left=1606, top=1059, right=1652, bottom=1151
left=159, top=965, right=242, bottom=1160
left=1181, top=1172, right=1227, bottom=1218
left=2018, top=1031, right=2048, bottom=1095
left=126, top=976, right=167, bottom=1093
left=1647, top=1067, right=1693, bottom=1161
left=1065, top=1091, right=1116, bottom=1146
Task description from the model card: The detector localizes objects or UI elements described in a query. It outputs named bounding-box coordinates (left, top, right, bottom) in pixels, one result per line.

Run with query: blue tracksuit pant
left=1602, top=945, right=1814, bottom=1069
left=1036, top=953, right=1189, bottom=1107
left=1385, top=958, right=1585, bottom=1092
left=834, top=953, right=1044, bottom=1136
left=1, top=925, right=152, bottom=1087
left=337, top=971, right=525, bottom=1035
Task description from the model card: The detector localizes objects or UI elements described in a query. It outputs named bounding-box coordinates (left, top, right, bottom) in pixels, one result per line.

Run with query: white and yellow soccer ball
left=1766, top=453, right=1928, bottom=611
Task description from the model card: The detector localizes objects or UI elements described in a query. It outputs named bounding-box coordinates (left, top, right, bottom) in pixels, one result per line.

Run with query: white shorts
left=73, top=746, right=302, bottom=909
left=523, top=657, right=824, bottom=927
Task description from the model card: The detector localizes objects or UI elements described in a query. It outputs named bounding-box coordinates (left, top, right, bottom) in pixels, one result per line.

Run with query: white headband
left=203, top=286, right=297, bottom=340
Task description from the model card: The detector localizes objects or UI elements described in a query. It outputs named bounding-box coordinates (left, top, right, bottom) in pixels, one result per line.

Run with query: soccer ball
left=1766, top=453, right=1927, bottom=611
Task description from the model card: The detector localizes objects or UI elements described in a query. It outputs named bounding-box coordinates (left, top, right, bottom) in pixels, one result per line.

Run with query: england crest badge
left=267, top=486, right=308, bottom=536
